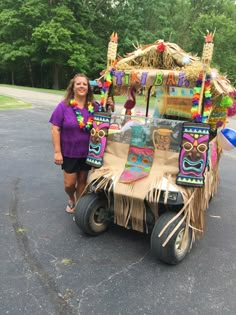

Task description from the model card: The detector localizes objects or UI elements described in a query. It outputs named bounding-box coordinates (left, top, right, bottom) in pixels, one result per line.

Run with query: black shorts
left=62, top=157, right=91, bottom=173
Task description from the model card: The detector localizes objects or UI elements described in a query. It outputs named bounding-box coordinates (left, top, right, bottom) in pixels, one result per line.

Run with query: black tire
left=151, top=212, right=192, bottom=265
left=74, top=193, right=109, bottom=236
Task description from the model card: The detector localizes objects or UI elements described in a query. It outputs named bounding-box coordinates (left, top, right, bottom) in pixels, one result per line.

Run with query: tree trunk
left=25, top=62, right=34, bottom=87
left=11, top=71, right=15, bottom=85
left=52, top=64, right=59, bottom=90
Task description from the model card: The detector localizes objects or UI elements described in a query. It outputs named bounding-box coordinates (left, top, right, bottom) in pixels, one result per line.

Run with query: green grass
left=113, top=95, right=155, bottom=107
left=0, top=95, right=31, bottom=109
left=0, top=84, right=64, bottom=95
left=0, top=84, right=156, bottom=108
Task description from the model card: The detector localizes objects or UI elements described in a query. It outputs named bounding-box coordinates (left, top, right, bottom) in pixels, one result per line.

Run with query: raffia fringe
left=86, top=156, right=219, bottom=246
left=157, top=161, right=220, bottom=248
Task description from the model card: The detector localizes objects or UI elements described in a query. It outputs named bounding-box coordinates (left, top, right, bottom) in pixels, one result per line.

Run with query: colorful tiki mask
left=176, top=122, right=210, bottom=187
left=119, top=125, right=154, bottom=183
left=86, top=112, right=111, bottom=168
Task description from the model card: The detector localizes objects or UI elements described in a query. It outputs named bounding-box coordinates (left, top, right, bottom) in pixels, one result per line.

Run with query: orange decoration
left=205, top=32, right=214, bottom=43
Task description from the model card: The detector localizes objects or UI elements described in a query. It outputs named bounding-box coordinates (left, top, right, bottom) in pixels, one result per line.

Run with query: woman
left=49, top=74, right=99, bottom=213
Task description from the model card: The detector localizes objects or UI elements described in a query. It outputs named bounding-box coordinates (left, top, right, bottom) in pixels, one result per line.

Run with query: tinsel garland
left=191, top=73, right=213, bottom=123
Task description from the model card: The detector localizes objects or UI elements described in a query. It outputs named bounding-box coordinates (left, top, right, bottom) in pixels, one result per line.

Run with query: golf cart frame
left=73, top=33, right=235, bottom=265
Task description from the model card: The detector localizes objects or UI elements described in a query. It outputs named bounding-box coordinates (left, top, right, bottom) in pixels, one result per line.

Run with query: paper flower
left=157, top=42, right=166, bottom=53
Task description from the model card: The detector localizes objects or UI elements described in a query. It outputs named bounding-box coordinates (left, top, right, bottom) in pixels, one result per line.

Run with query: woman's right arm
left=51, top=125, right=63, bottom=165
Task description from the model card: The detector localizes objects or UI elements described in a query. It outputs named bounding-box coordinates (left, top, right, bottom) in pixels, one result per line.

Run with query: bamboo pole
left=198, top=71, right=206, bottom=114
left=198, top=31, right=215, bottom=116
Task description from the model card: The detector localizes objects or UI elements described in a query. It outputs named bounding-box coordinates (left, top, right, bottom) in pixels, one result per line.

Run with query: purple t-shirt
left=49, top=100, right=99, bottom=158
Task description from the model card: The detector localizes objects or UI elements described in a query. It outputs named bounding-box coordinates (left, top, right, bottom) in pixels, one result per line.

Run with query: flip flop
left=65, top=201, right=75, bottom=214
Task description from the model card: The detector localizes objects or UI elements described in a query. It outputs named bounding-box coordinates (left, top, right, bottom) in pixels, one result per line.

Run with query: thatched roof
left=116, top=40, right=199, bottom=69
left=113, top=40, right=235, bottom=99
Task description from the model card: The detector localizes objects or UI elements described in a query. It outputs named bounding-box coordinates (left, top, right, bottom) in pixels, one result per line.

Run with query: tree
left=0, top=0, right=235, bottom=87
left=190, top=12, right=236, bottom=84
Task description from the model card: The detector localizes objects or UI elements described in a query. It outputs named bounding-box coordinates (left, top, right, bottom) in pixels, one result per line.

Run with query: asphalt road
left=0, top=86, right=236, bottom=315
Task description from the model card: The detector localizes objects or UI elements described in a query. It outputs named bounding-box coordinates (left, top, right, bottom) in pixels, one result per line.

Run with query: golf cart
left=74, top=33, right=236, bottom=264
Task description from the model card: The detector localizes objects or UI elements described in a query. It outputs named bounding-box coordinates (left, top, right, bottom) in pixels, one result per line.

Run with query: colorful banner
left=113, top=70, right=191, bottom=88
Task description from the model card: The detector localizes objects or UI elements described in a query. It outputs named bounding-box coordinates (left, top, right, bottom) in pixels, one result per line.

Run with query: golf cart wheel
left=151, top=212, right=192, bottom=265
left=74, top=193, right=109, bottom=236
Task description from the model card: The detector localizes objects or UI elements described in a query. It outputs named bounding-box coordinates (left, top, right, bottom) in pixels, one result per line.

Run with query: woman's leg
left=76, top=170, right=89, bottom=201
left=63, top=171, right=77, bottom=204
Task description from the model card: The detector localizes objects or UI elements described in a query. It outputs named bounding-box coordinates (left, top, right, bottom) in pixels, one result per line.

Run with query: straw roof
left=114, top=40, right=235, bottom=98
left=116, top=40, right=198, bottom=69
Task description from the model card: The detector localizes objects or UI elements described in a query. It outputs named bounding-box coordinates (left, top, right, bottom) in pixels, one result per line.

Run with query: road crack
left=9, top=178, right=77, bottom=315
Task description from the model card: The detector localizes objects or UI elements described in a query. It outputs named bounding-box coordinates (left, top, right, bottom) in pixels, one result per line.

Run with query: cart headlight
left=163, top=191, right=178, bottom=201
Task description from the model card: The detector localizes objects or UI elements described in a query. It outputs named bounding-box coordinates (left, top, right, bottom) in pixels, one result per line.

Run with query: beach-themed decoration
left=70, top=100, right=94, bottom=130
left=182, top=56, right=190, bottom=65
left=202, top=31, right=215, bottom=65
left=191, top=31, right=215, bottom=123
left=227, top=104, right=236, bottom=117
left=208, top=106, right=227, bottom=128
left=97, top=32, right=118, bottom=112
left=99, top=70, right=114, bottom=112
left=152, top=128, right=173, bottom=151
left=107, top=32, right=118, bottom=68
left=176, top=123, right=210, bottom=187
left=209, top=141, right=218, bottom=168
left=106, top=34, right=234, bottom=128
left=227, top=91, right=236, bottom=117
left=119, top=146, right=154, bottom=183
left=191, top=72, right=213, bottom=123
left=220, top=95, right=233, bottom=108
left=119, top=125, right=154, bottom=183
left=124, top=86, right=136, bottom=115
left=207, top=93, right=234, bottom=128
left=111, top=34, right=234, bottom=91
left=86, top=112, right=111, bottom=168
left=217, top=128, right=236, bottom=151
left=78, top=32, right=236, bottom=265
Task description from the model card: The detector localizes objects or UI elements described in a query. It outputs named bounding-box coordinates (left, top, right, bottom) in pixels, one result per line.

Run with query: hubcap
left=93, top=207, right=106, bottom=225
left=174, top=228, right=188, bottom=256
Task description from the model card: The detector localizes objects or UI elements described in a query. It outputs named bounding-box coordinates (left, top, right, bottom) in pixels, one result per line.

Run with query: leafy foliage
left=0, top=0, right=235, bottom=88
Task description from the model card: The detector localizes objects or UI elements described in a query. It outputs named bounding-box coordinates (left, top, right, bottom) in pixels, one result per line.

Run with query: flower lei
left=191, top=73, right=213, bottom=123
left=99, top=69, right=114, bottom=111
left=70, top=99, right=94, bottom=130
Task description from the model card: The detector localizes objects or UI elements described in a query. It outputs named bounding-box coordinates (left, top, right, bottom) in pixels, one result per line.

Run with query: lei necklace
left=191, top=73, right=212, bottom=123
left=70, top=99, right=94, bottom=130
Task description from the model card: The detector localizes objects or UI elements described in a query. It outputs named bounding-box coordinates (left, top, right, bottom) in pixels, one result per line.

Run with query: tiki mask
left=176, top=122, right=210, bottom=187
left=86, top=112, right=111, bottom=168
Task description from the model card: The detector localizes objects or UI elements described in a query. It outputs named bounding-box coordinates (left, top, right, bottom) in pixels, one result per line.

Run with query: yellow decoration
left=107, top=32, right=118, bottom=68
left=208, top=107, right=227, bottom=128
